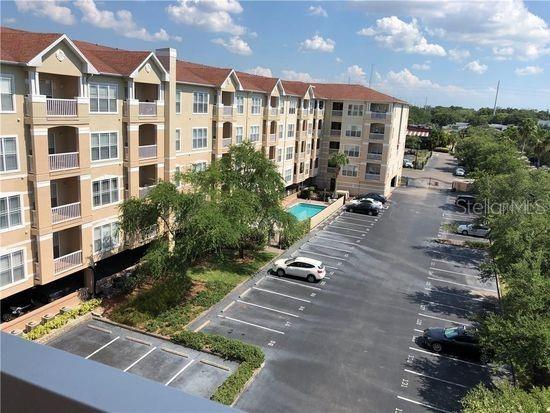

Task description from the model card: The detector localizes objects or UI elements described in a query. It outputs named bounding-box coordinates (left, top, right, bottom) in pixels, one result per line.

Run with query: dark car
left=354, top=193, right=387, bottom=204
left=420, top=326, right=480, bottom=357
left=345, top=200, right=379, bottom=216
left=455, top=194, right=477, bottom=209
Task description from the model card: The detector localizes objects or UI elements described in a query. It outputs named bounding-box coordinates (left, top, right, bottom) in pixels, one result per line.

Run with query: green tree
left=519, top=118, right=537, bottom=153
left=329, top=152, right=349, bottom=195
left=462, top=382, right=550, bottom=413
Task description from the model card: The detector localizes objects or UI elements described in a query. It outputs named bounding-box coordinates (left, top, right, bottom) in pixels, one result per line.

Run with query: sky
left=1, top=0, right=549, bottom=110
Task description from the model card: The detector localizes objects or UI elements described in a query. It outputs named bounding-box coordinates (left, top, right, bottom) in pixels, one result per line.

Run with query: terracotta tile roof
left=281, top=80, right=312, bottom=97
left=0, top=27, right=61, bottom=63
left=73, top=40, right=150, bottom=76
left=235, top=71, right=278, bottom=93
left=312, top=83, right=406, bottom=104
left=176, top=60, right=233, bottom=86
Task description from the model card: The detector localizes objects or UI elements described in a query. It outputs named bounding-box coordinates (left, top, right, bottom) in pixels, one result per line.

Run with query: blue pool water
left=287, top=203, right=326, bottom=221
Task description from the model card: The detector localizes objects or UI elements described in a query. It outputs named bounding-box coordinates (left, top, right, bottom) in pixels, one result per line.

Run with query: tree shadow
left=412, top=243, right=486, bottom=267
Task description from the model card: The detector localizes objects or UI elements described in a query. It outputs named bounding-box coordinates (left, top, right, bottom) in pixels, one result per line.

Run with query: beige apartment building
left=0, top=27, right=407, bottom=311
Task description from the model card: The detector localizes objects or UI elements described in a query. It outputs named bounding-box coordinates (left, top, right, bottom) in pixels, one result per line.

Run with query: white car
left=454, top=167, right=466, bottom=177
left=272, top=257, right=326, bottom=282
left=457, top=224, right=490, bottom=238
left=349, top=197, right=383, bottom=209
left=403, top=159, right=414, bottom=168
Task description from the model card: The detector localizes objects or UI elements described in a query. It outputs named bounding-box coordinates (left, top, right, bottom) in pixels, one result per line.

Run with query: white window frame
left=251, top=96, right=262, bottom=115
left=347, top=104, right=364, bottom=117
left=276, top=148, right=283, bottom=163
left=192, top=127, right=208, bottom=150
left=91, top=131, right=118, bottom=162
left=0, top=135, right=19, bottom=173
left=277, top=123, right=284, bottom=140
left=175, top=91, right=181, bottom=114
left=0, top=75, right=16, bottom=113
left=93, top=221, right=120, bottom=254
left=0, top=194, right=24, bottom=233
left=235, top=126, right=244, bottom=144
left=344, top=144, right=360, bottom=158
left=289, top=98, right=297, bottom=114
left=285, top=146, right=294, bottom=161
left=0, top=247, right=27, bottom=290
left=92, top=177, right=120, bottom=209
left=192, top=161, right=208, bottom=172
left=345, top=125, right=362, bottom=138
left=284, top=167, right=293, bottom=183
left=192, top=91, right=209, bottom=114
left=235, top=94, right=244, bottom=114
left=306, top=142, right=312, bottom=155
left=175, top=128, right=182, bottom=152
left=287, top=124, right=295, bottom=139
left=341, top=164, right=358, bottom=177
left=89, top=83, right=118, bottom=114
left=249, top=125, right=260, bottom=142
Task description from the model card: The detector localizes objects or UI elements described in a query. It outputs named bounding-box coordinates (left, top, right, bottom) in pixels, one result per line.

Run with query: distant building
left=488, top=123, right=508, bottom=132
left=443, top=122, right=469, bottom=131
left=406, top=125, right=430, bottom=138
left=538, top=120, right=550, bottom=129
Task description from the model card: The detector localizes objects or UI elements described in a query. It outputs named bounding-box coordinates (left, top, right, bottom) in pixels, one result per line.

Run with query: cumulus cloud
left=246, top=66, right=273, bottom=77
left=412, top=62, right=430, bottom=70
left=335, top=57, right=343, bottom=63
left=74, top=0, right=179, bottom=41
left=3, top=17, right=17, bottom=24
left=357, top=16, right=446, bottom=56
left=299, top=35, right=335, bottom=53
left=515, top=65, right=544, bottom=76
left=281, top=70, right=320, bottom=82
left=379, top=68, right=470, bottom=96
left=15, top=0, right=76, bottom=25
left=212, top=36, right=252, bottom=55
left=448, top=48, right=471, bottom=62
left=308, top=5, right=328, bottom=18
left=463, top=60, right=488, bottom=74
left=166, top=0, right=246, bottom=36
left=337, top=65, right=368, bottom=85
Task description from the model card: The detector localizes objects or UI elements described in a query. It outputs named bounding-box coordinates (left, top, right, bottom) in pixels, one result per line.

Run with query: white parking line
left=426, top=288, right=486, bottom=302
left=397, top=396, right=452, bottom=413
left=252, top=287, right=311, bottom=303
left=265, top=275, right=323, bottom=291
left=427, top=249, right=486, bottom=260
left=340, top=213, right=377, bottom=221
left=315, top=235, right=359, bottom=246
left=322, top=230, right=364, bottom=240
left=218, top=315, right=285, bottom=335
left=427, top=276, right=497, bottom=293
left=408, top=346, right=488, bottom=368
left=124, top=347, right=157, bottom=372
left=237, top=299, right=300, bottom=318
left=327, top=225, right=368, bottom=234
left=421, top=300, right=473, bottom=313
left=430, top=267, right=479, bottom=278
left=324, top=265, right=341, bottom=271
left=418, top=313, right=471, bottom=326
left=413, top=328, right=424, bottom=333
left=298, top=249, right=345, bottom=261
left=306, top=241, right=351, bottom=253
left=404, top=368, right=468, bottom=389
left=165, top=359, right=195, bottom=386
left=334, top=219, right=373, bottom=229
left=85, top=336, right=120, bottom=359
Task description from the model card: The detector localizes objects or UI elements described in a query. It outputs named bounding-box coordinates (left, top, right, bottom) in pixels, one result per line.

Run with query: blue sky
left=2, top=0, right=549, bottom=109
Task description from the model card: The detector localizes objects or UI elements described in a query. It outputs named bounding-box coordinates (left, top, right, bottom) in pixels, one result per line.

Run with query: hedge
left=22, top=299, right=102, bottom=341
left=172, top=330, right=264, bottom=405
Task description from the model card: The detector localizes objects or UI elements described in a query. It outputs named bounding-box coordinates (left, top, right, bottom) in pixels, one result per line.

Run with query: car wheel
left=462, top=230, right=468, bottom=236
left=276, top=268, right=285, bottom=277
left=431, top=342, right=443, bottom=352
left=306, top=274, right=316, bottom=283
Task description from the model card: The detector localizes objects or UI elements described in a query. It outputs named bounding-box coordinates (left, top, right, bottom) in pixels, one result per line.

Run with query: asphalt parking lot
left=47, top=319, right=238, bottom=399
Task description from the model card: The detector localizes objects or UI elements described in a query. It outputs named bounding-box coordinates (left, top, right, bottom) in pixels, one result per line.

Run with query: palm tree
left=531, top=128, right=550, bottom=167
left=519, top=118, right=537, bottom=153
left=329, top=152, right=349, bottom=196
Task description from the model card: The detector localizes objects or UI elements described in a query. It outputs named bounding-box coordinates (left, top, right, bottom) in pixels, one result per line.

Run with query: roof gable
left=129, top=52, right=169, bottom=81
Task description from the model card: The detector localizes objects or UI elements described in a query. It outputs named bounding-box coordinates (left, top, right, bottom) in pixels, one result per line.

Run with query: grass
left=442, top=222, right=458, bottom=233
left=108, top=250, right=276, bottom=336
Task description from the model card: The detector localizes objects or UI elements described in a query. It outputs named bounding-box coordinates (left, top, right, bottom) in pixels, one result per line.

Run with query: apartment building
left=0, top=27, right=407, bottom=309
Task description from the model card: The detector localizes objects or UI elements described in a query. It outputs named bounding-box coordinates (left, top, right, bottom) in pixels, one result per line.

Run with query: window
left=0, top=195, right=22, bottom=230
left=289, top=99, right=297, bottom=114
left=91, top=132, right=118, bottom=161
left=193, top=92, right=209, bottom=114
left=344, top=145, right=360, bottom=158
left=249, top=125, right=260, bottom=142
left=279, top=98, right=285, bottom=114
left=318, top=101, right=324, bottom=110
left=285, top=146, right=294, bottom=160
left=92, top=178, right=119, bottom=207
left=304, top=161, right=310, bottom=174
left=175, top=129, right=181, bottom=152
left=0, top=250, right=25, bottom=288
left=192, top=161, right=207, bottom=172
left=347, top=104, right=363, bottom=116
left=93, top=222, right=119, bottom=254
left=90, top=84, right=117, bottom=113
left=278, top=124, right=284, bottom=140
left=307, top=123, right=313, bottom=136
left=342, top=164, right=358, bottom=177
left=306, top=142, right=312, bottom=154
left=299, top=162, right=304, bottom=173
left=345, top=125, right=362, bottom=137
left=287, top=124, right=295, bottom=138
left=284, top=168, right=292, bottom=183
left=235, top=95, right=244, bottom=114
left=0, top=76, right=15, bottom=112
left=235, top=126, right=244, bottom=144
left=329, top=141, right=340, bottom=151
left=251, top=96, right=262, bottom=114
left=192, top=128, right=208, bottom=149
left=276, top=148, right=283, bottom=162
left=0, top=136, right=18, bottom=172
left=175, top=91, right=181, bottom=114
left=316, top=139, right=321, bottom=149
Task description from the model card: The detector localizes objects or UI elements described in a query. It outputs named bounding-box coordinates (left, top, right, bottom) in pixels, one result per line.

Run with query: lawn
left=108, top=251, right=276, bottom=336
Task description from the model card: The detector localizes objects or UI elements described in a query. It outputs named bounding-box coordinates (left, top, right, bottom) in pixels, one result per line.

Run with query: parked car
left=455, top=194, right=477, bottom=209
left=454, top=167, right=466, bottom=176
left=345, top=200, right=380, bottom=216
left=349, top=197, right=383, bottom=209
left=420, top=326, right=480, bottom=357
left=354, top=193, right=387, bottom=204
left=457, top=223, right=490, bottom=237
left=403, top=159, right=414, bottom=168
left=1, top=297, right=39, bottom=323
left=272, top=257, right=326, bottom=282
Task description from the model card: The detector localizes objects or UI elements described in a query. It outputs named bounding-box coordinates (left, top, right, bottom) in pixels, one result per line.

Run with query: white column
left=28, top=71, right=40, bottom=95
left=78, top=76, right=89, bottom=98
left=127, top=79, right=135, bottom=100
left=216, top=90, right=222, bottom=107
left=158, top=82, right=165, bottom=101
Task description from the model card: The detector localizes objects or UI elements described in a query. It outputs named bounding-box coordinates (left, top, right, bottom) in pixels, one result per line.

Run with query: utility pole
left=493, top=80, right=500, bottom=116
left=368, top=64, right=374, bottom=87
left=424, top=96, right=428, bottom=110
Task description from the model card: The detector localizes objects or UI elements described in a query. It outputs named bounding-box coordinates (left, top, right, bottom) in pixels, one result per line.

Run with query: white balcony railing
left=222, top=138, right=232, bottom=148
left=54, top=250, right=82, bottom=274
left=367, top=153, right=383, bottom=160
left=223, top=106, right=233, bottom=116
left=370, top=111, right=388, bottom=120
left=331, top=110, right=343, bottom=117
left=139, top=185, right=155, bottom=198
left=49, top=152, right=79, bottom=171
left=369, top=133, right=385, bottom=140
left=124, top=146, right=129, bottom=160
left=365, top=173, right=381, bottom=180
left=139, top=144, right=157, bottom=159
left=46, top=98, right=77, bottom=117
left=139, top=102, right=157, bottom=116
left=270, top=107, right=278, bottom=116
left=330, top=129, right=341, bottom=136
left=269, top=134, right=276, bottom=142
left=52, top=202, right=81, bottom=224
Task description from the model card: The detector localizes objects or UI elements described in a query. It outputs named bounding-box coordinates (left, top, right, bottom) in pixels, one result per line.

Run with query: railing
left=124, top=146, right=129, bottom=160
left=369, top=132, right=385, bottom=140
left=49, top=152, right=79, bottom=170
left=139, top=102, right=157, bottom=116
left=278, top=132, right=283, bottom=140
left=24, top=97, right=31, bottom=116
left=269, top=107, right=278, bottom=116
left=222, top=138, right=232, bottom=148
left=223, top=106, right=233, bottom=116
left=315, top=108, right=324, bottom=117
left=269, top=134, right=277, bottom=142
left=330, top=129, right=341, bottom=136
left=367, top=153, right=383, bottom=160
left=365, top=173, right=381, bottom=180
left=31, top=210, right=37, bottom=227
left=27, top=155, right=34, bottom=172
left=46, top=98, right=77, bottom=117
left=54, top=250, right=82, bottom=274
left=52, top=202, right=81, bottom=224
left=331, top=110, right=343, bottom=117
left=139, top=185, right=155, bottom=198
left=370, top=111, right=388, bottom=120
left=123, top=102, right=128, bottom=117
left=138, top=145, right=157, bottom=159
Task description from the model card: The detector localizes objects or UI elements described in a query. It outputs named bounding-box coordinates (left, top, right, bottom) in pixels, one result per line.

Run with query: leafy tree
left=329, top=152, right=349, bottom=194
left=462, top=382, right=550, bottom=413
left=519, top=118, right=537, bottom=153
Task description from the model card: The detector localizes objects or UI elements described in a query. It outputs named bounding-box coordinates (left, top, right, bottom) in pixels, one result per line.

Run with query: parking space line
left=265, top=275, right=323, bottom=291
left=396, top=395, right=452, bottom=413
left=404, top=368, right=468, bottom=389
left=421, top=300, right=473, bottom=313
left=218, top=315, right=285, bottom=335
left=315, top=235, right=359, bottom=246
left=87, top=325, right=111, bottom=334
left=418, top=313, right=470, bottom=326
left=85, top=336, right=120, bottom=359
left=430, top=267, right=479, bottom=278
left=193, top=320, right=210, bottom=332
left=165, top=359, right=195, bottom=386
left=307, top=241, right=351, bottom=253
left=124, top=347, right=157, bottom=372
left=334, top=219, right=373, bottom=229
left=200, top=359, right=230, bottom=371
left=239, top=287, right=251, bottom=298
left=426, top=287, right=486, bottom=302
left=339, top=213, right=377, bottom=222
left=324, top=265, right=341, bottom=271
left=413, top=328, right=424, bottom=333
left=327, top=225, right=369, bottom=234
left=221, top=301, right=235, bottom=313
left=252, top=287, right=311, bottom=303
left=427, top=249, right=486, bottom=260
left=322, top=230, right=364, bottom=240
left=427, top=276, right=497, bottom=293
left=237, top=299, right=300, bottom=318
left=298, top=249, right=345, bottom=260
left=408, top=346, right=488, bottom=368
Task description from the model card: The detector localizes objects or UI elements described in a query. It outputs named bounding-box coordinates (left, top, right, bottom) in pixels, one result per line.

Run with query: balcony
left=46, top=98, right=77, bottom=117
left=139, top=144, right=157, bottom=159
left=315, top=108, right=324, bottom=117
left=54, top=250, right=82, bottom=274
left=331, top=110, right=343, bottom=117
left=369, top=133, right=385, bottom=141
left=265, top=107, right=278, bottom=117
left=51, top=202, right=81, bottom=224
left=370, top=111, right=389, bottom=121
left=139, top=185, right=155, bottom=198
left=139, top=102, right=157, bottom=116
left=269, top=134, right=276, bottom=143
left=214, top=105, right=233, bottom=117
left=222, top=138, right=232, bottom=148
left=330, top=129, right=341, bottom=136
left=367, top=153, right=383, bottom=161
left=365, top=173, right=380, bottom=180
left=49, top=152, right=79, bottom=171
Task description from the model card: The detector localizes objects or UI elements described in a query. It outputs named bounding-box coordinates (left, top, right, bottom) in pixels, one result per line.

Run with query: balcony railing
left=223, top=106, right=233, bottom=116
left=139, top=185, right=155, bottom=198
left=315, top=108, right=324, bottom=117
left=124, top=146, right=129, bottom=160
left=268, top=107, right=278, bottom=116
left=369, top=133, right=385, bottom=140
left=49, top=152, right=79, bottom=171
left=331, top=110, right=343, bottom=117
left=370, top=111, right=388, bottom=120
left=222, top=138, right=232, bottom=148
left=52, top=202, right=81, bottom=224
left=138, top=144, right=157, bottom=159
left=269, top=134, right=276, bottom=142
left=367, top=153, right=383, bottom=160
left=47, top=98, right=77, bottom=117
left=365, top=173, right=381, bottom=180
left=330, top=129, right=341, bottom=136
left=54, top=250, right=82, bottom=274
left=139, top=102, right=157, bottom=116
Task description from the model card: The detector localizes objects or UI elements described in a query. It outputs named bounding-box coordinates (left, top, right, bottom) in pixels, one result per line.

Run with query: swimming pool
left=287, top=203, right=326, bottom=221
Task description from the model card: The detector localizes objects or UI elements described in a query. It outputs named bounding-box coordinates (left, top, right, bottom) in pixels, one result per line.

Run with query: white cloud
left=379, top=68, right=470, bottom=96
left=3, top=17, right=16, bottom=24
left=74, top=0, right=179, bottom=42
left=337, top=65, right=368, bottom=85
left=335, top=57, right=343, bottom=63
left=299, top=35, right=335, bottom=53
left=15, top=0, right=76, bottom=25
left=357, top=16, right=446, bottom=56
left=246, top=66, right=273, bottom=77
left=308, top=5, right=328, bottom=18
left=463, top=60, right=488, bottom=74
left=212, top=36, right=252, bottom=55
left=281, top=70, right=320, bottom=82
left=448, top=48, right=471, bottom=62
left=515, top=65, right=544, bottom=76
left=412, top=62, right=430, bottom=70
left=166, top=0, right=246, bottom=36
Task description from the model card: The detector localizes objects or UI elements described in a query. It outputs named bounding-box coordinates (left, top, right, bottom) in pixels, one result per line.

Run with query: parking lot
left=47, top=319, right=238, bottom=399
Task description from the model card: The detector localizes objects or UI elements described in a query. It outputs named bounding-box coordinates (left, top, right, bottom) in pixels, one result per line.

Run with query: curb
left=230, top=361, right=266, bottom=407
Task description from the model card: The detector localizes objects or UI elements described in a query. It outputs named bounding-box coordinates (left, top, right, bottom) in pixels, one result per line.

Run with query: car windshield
left=444, top=327, right=461, bottom=339
left=285, top=259, right=294, bottom=265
